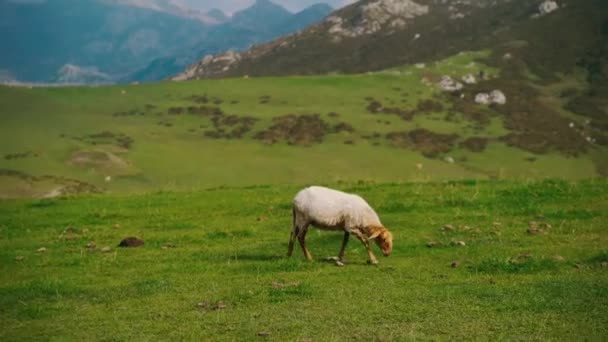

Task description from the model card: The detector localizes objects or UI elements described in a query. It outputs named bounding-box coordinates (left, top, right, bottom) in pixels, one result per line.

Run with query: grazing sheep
left=288, top=186, right=393, bottom=266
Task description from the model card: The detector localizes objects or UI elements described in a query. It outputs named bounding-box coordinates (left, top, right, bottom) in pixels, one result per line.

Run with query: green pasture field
left=0, top=180, right=607, bottom=340
left=1, top=51, right=604, bottom=198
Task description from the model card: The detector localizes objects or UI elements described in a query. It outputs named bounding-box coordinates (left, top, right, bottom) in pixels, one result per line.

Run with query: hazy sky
left=182, top=0, right=356, bottom=14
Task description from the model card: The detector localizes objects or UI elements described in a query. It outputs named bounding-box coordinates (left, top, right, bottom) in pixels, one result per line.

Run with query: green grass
left=0, top=180, right=607, bottom=340
left=1, top=51, right=605, bottom=197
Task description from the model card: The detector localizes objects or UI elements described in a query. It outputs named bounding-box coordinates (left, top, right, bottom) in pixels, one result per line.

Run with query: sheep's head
left=370, top=227, right=393, bottom=256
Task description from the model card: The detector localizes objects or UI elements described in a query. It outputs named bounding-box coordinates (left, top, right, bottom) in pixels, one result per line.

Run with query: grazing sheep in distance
left=288, top=186, right=393, bottom=266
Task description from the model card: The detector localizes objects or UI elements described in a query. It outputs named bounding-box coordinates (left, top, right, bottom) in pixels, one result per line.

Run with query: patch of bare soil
left=118, top=237, right=144, bottom=247
left=460, top=137, right=489, bottom=152
left=68, top=150, right=132, bottom=174
left=254, top=114, right=330, bottom=146
left=386, top=128, right=459, bottom=158
left=0, top=169, right=101, bottom=198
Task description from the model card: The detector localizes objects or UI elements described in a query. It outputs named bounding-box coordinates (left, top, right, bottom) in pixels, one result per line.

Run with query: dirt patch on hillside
left=0, top=169, right=100, bottom=198
left=387, top=129, right=459, bottom=158
left=68, top=150, right=133, bottom=175
left=460, top=137, right=489, bottom=152
left=254, top=114, right=330, bottom=146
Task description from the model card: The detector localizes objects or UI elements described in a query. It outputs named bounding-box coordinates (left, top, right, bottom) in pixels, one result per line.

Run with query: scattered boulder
left=475, top=93, right=491, bottom=105
left=538, top=1, right=559, bottom=16
left=118, top=237, right=144, bottom=247
left=15, top=256, right=24, bottom=261
left=36, top=247, right=47, bottom=253
left=442, top=224, right=455, bottom=232
left=85, top=241, right=96, bottom=249
left=451, top=240, right=466, bottom=247
left=475, top=90, right=507, bottom=105
left=490, top=90, right=507, bottom=105
left=461, top=74, right=476, bottom=84
left=426, top=241, right=442, bottom=248
left=438, top=76, right=463, bottom=92
left=450, top=260, right=460, bottom=268
left=100, top=246, right=112, bottom=253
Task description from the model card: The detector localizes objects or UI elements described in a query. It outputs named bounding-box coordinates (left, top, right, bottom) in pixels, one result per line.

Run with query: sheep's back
left=293, top=186, right=382, bottom=229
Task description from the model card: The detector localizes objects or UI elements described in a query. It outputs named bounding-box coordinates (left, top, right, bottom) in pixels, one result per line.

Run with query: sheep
left=288, top=186, right=393, bottom=266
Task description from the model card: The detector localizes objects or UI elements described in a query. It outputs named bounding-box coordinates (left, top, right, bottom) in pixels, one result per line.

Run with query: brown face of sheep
left=372, top=229, right=393, bottom=256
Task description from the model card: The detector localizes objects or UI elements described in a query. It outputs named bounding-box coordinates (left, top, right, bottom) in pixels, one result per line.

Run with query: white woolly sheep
left=288, top=186, right=393, bottom=266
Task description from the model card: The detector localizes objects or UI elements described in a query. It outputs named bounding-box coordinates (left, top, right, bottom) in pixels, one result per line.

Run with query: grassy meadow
left=1, top=50, right=607, bottom=340
left=0, top=180, right=607, bottom=340
left=1, top=51, right=605, bottom=197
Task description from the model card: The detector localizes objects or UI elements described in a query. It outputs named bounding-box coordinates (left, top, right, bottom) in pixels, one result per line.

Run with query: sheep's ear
left=369, top=229, right=382, bottom=240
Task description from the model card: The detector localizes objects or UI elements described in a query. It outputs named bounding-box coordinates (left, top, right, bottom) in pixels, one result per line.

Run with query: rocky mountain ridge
left=173, top=0, right=583, bottom=80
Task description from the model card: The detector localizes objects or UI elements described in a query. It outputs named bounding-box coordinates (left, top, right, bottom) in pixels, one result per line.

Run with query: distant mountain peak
left=105, top=0, right=223, bottom=24
left=206, top=8, right=228, bottom=22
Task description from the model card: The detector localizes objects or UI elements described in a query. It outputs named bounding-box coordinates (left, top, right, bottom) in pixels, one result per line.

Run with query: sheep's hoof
left=326, top=256, right=345, bottom=266
left=367, top=260, right=379, bottom=266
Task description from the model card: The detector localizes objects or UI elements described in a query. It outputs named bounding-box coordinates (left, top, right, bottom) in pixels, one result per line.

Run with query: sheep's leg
left=297, top=226, right=313, bottom=261
left=352, top=229, right=379, bottom=265
left=288, top=207, right=297, bottom=257
left=326, top=232, right=350, bottom=266
left=287, top=228, right=298, bottom=257
left=337, top=231, right=350, bottom=261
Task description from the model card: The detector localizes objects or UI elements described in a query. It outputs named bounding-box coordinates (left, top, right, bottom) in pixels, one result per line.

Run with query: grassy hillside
left=0, top=180, right=607, bottom=339
left=0, top=51, right=606, bottom=197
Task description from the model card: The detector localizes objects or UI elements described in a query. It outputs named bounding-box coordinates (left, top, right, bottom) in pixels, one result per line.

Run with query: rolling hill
left=1, top=49, right=606, bottom=198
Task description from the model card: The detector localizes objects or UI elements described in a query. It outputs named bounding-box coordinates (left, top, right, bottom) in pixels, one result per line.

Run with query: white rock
left=490, top=90, right=507, bottom=105
left=476, top=90, right=507, bottom=105
left=475, top=93, right=491, bottom=105
left=539, top=0, right=559, bottom=15
left=569, top=122, right=575, bottom=128
left=438, top=75, right=463, bottom=92
left=415, top=63, right=426, bottom=69
left=461, top=74, right=476, bottom=84
left=444, top=156, right=455, bottom=164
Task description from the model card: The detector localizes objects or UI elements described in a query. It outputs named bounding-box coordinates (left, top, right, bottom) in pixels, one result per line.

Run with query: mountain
left=103, top=0, right=225, bottom=24
left=276, top=3, right=334, bottom=34
left=128, top=1, right=333, bottom=82
left=0, top=0, right=332, bottom=84
left=174, top=0, right=607, bottom=80
left=172, top=0, right=608, bottom=164
left=206, top=8, right=228, bottom=23
left=231, top=0, right=293, bottom=33
left=0, top=0, right=210, bottom=83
